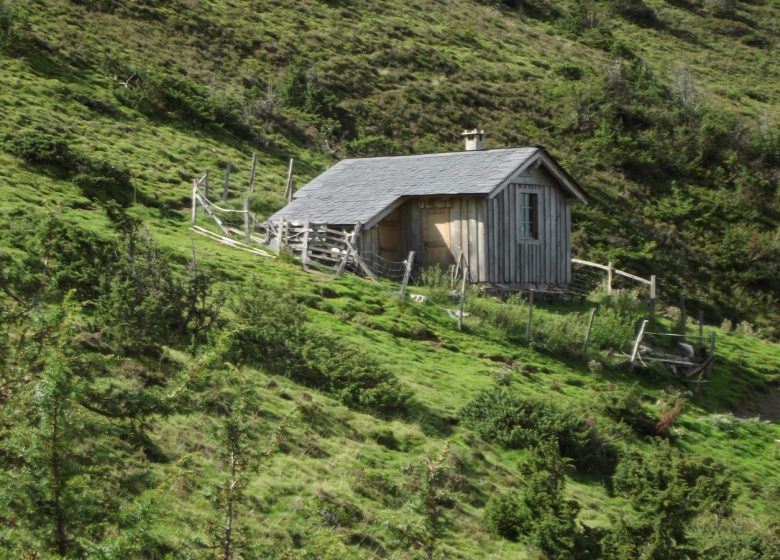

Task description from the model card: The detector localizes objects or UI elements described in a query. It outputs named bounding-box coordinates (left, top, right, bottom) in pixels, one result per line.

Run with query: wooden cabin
left=268, top=132, right=588, bottom=289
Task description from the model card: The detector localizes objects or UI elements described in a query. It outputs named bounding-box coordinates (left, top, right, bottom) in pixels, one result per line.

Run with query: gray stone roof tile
left=269, top=147, right=540, bottom=225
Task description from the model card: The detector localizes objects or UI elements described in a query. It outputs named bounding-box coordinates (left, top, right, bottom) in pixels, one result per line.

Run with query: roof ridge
left=338, top=146, right=540, bottom=162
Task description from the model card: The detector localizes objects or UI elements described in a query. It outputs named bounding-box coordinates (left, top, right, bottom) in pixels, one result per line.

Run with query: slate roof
left=268, top=147, right=558, bottom=226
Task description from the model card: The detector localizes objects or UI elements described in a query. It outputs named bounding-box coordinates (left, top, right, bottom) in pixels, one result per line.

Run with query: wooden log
left=526, top=288, right=535, bottom=340
left=582, top=306, right=597, bottom=354
left=222, top=162, right=232, bottom=202
left=399, top=251, right=415, bottom=301
left=630, top=319, right=649, bottom=364
left=279, top=217, right=286, bottom=249
left=248, top=152, right=257, bottom=195
left=607, top=261, right=613, bottom=296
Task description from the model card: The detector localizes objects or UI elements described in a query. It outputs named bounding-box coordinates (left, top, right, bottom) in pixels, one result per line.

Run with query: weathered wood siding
left=486, top=181, right=571, bottom=286
left=361, top=171, right=573, bottom=286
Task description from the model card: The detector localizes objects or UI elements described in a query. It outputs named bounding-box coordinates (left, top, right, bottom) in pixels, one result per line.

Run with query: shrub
left=459, top=387, right=618, bottom=474
left=225, top=282, right=411, bottom=415
left=484, top=492, right=527, bottom=541
left=4, top=130, right=134, bottom=205
left=607, top=442, right=733, bottom=557
left=596, top=383, right=657, bottom=436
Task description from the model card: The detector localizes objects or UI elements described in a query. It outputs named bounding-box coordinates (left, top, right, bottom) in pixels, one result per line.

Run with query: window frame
left=516, top=187, right=540, bottom=243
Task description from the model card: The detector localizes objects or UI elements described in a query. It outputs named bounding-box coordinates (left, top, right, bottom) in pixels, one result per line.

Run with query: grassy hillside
left=0, top=0, right=779, bottom=558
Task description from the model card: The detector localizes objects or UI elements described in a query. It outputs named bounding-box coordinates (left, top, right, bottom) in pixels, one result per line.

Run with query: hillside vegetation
left=0, top=0, right=779, bottom=558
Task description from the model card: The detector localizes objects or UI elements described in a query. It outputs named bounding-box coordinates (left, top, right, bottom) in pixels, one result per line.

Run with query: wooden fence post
left=582, top=306, right=597, bottom=354
left=399, top=251, right=415, bottom=301
left=630, top=319, right=649, bottom=364
left=606, top=261, right=613, bottom=296
left=204, top=170, right=209, bottom=199
left=243, top=196, right=250, bottom=242
left=457, top=266, right=466, bottom=331
left=285, top=158, right=295, bottom=203
left=677, top=294, right=687, bottom=340
left=248, top=152, right=257, bottom=195
left=301, top=219, right=310, bottom=268
left=191, top=180, right=198, bottom=225
left=704, top=331, right=716, bottom=379
left=222, top=162, right=232, bottom=202
left=279, top=217, right=286, bottom=249
left=526, top=289, right=535, bottom=340
left=649, top=274, right=657, bottom=317
left=698, top=310, right=704, bottom=347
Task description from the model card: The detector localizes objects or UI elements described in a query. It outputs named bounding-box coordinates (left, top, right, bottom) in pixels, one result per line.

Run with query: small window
left=518, top=192, right=539, bottom=240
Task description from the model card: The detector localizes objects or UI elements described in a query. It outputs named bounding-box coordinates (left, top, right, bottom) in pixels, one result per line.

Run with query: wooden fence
left=571, top=258, right=657, bottom=314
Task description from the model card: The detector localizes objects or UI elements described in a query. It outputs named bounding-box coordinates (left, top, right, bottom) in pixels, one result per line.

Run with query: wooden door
left=422, top=207, right=454, bottom=267
left=378, top=214, right=402, bottom=263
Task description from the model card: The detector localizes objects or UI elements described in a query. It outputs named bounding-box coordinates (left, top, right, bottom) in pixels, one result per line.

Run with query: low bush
left=460, top=387, right=617, bottom=474
left=596, top=383, right=657, bottom=436
left=225, top=283, right=411, bottom=415
left=4, top=130, right=133, bottom=205
left=484, top=492, right=526, bottom=541
left=607, top=442, right=733, bottom=558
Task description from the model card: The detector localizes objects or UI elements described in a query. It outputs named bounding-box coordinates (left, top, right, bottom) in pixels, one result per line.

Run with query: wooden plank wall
left=485, top=183, right=571, bottom=286
left=361, top=186, right=572, bottom=286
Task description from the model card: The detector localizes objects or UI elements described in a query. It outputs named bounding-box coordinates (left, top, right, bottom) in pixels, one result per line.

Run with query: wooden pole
left=678, top=294, right=687, bottom=340
left=248, top=152, right=257, bottom=195
left=191, top=180, right=198, bottom=225
left=399, top=251, right=415, bottom=301
left=243, top=196, right=250, bottom=243
left=301, top=219, right=310, bottom=268
left=582, top=306, right=597, bottom=354
left=457, top=265, right=466, bottom=331
left=606, top=261, right=613, bottom=296
left=336, top=227, right=357, bottom=276
left=525, top=289, right=535, bottom=340
left=285, top=158, right=295, bottom=203
left=222, top=162, right=232, bottom=202
left=704, top=331, right=716, bottom=379
left=630, top=319, right=649, bottom=364
left=279, top=217, right=286, bottom=249
left=698, top=309, right=704, bottom=347
left=204, top=170, right=209, bottom=199
left=649, top=274, right=656, bottom=318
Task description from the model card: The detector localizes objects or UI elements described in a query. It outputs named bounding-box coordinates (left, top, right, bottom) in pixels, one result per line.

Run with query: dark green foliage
left=225, top=282, right=411, bottom=415
left=596, top=383, right=657, bottom=436
left=0, top=298, right=170, bottom=557
left=0, top=212, right=115, bottom=303
left=605, top=441, right=733, bottom=558
left=4, top=129, right=133, bottom=205
left=94, top=226, right=224, bottom=352
left=459, top=387, right=618, bottom=474
left=484, top=492, right=526, bottom=540
left=690, top=515, right=780, bottom=560
left=605, top=0, right=659, bottom=27
left=484, top=441, right=598, bottom=559
left=343, top=134, right=399, bottom=157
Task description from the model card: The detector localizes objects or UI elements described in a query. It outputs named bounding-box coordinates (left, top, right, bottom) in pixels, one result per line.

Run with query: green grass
left=0, top=0, right=779, bottom=557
